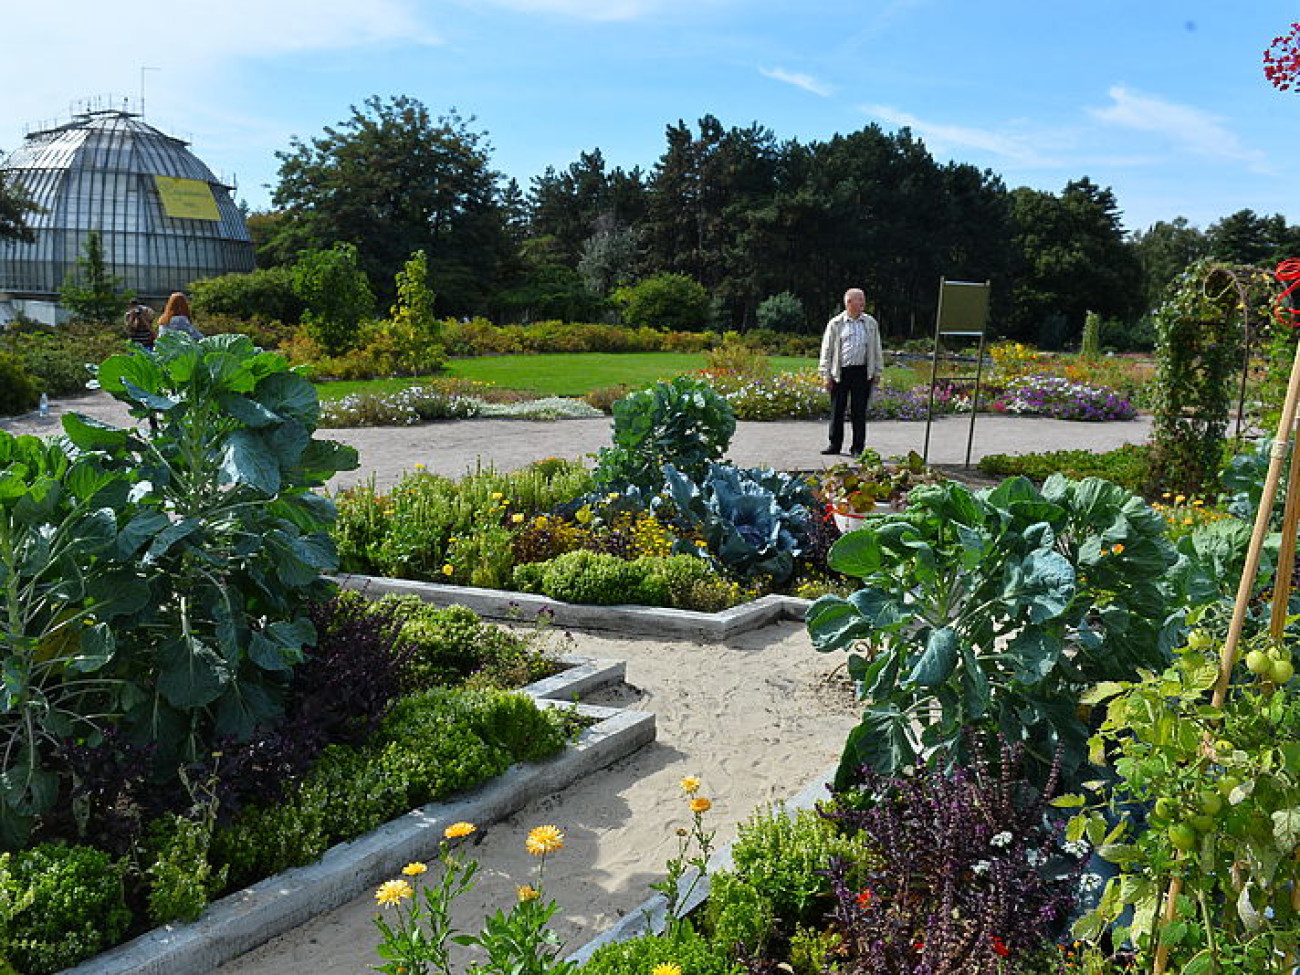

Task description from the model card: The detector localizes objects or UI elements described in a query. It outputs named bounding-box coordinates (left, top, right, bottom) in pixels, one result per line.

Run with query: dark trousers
left=828, top=365, right=875, bottom=454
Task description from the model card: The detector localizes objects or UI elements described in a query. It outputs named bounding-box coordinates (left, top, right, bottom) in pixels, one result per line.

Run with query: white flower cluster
left=472, top=397, right=604, bottom=420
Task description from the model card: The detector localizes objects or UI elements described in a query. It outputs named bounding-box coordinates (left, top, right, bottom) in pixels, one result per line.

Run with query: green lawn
left=314, top=352, right=818, bottom=400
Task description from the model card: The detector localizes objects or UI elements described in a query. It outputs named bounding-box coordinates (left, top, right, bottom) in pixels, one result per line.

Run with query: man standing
left=817, top=287, right=883, bottom=456
left=124, top=297, right=156, bottom=350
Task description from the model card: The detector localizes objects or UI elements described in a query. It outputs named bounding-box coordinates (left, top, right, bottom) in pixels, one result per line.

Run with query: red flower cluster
left=855, top=887, right=873, bottom=909
left=1275, top=259, right=1300, bottom=327
left=991, top=936, right=1011, bottom=958
left=1265, top=23, right=1300, bottom=91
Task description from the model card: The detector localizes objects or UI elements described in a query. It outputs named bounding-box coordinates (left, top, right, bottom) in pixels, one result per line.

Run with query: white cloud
left=760, top=67, right=833, bottom=97
left=473, top=0, right=696, bottom=21
left=863, top=104, right=1058, bottom=166
left=1088, top=86, right=1266, bottom=167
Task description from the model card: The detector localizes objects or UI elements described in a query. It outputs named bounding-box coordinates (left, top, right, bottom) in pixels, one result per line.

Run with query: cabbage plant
left=807, top=476, right=1180, bottom=789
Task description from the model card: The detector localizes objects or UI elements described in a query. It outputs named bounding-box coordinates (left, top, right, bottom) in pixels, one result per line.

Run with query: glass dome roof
left=0, top=109, right=254, bottom=299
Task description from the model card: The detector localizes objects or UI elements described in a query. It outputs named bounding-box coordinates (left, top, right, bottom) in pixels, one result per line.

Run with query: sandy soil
left=211, top=621, right=859, bottom=974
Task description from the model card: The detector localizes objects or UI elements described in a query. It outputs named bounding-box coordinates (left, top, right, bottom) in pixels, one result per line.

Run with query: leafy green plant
left=814, top=449, right=944, bottom=515
left=978, top=444, right=1151, bottom=493
left=0, top=432, right=145, bottom=845
left=659, top=463, right=814, bottom=584
left=0, top=354, right=37, bottom=415
left=580, top=919, right=740, bottom=975
left=2, top=842, right=131, bottom=975
left=806, top=476, right=1178, bottom=789
left=1146, top=261, right=1252, bottom=497
left=292, top=242, right=376, bottom=355
left=66, top=333, right=359, bottom=771
left=1063, top=631, right=1300, bottom=972
left=593, top=377, right=735, bottom=494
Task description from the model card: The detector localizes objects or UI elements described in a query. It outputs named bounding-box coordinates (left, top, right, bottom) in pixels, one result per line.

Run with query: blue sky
left=2, top=1, right=1296, bottom=236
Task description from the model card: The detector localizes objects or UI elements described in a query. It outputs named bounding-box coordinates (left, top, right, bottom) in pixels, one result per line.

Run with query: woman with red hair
left=156, top=292, right=203, bottom=341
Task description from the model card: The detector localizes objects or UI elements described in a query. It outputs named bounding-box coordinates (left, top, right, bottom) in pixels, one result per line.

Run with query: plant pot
left=831, top=503, right=892, bottom=533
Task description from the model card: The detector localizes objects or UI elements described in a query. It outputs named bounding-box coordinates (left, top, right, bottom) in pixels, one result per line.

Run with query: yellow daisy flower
left=442, top=564, right=454, bottom=576
left=652, top=964, right=683, bottom=975
left=402, top=862, right=428, bottom=876
left=375, top=879, right=414, bottom=906
left=511, top=512, right=525, bottom=524
left=517, top=884, right=540, bottom=902
left=679, top=776, right=701, bottom=795
left=525, top=824, right=565, bottom=856
left=690, top=797, right=713, bottom=814
left=444, top=821, right=476, bottom=839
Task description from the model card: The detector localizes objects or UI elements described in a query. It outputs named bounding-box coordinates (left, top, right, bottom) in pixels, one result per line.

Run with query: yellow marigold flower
left=1175, top=494, right=1186, bottom=504
left=1183, top=517, right=1193, bottom=525
left=517, top=884, right=540, bottom=902
left=1111, top=543, right=1125, bottom=555
left=492, top=492, right=504, bottom=500
left=402, top=862, right=428, bottom=876
left=1192, top=499, right=1204, bottom=506
left=444, top=821, right=476, bottom=839
left=1162, top=491, right=1172, bottom=499
left=526, top=824, right=565, bottom=856
left=679, top=776, right=701, bottom=795
left=375, top=879, right=413, bottom=906
left=690, top=797, right=713, bottom=814
left=442, top=564, right=454, bottom=576
left=512, top=512, right=525, bottom=524
left=652, top=963, right=683, bottom=975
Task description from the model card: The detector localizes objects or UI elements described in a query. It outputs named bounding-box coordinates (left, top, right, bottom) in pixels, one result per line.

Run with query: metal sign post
left=922, top=278, right=991, bottom=467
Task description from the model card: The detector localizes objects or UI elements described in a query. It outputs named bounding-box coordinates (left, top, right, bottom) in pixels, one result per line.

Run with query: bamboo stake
left=1153, top=337, right=1300, bottom=975
left=1270, top=433, right=1300, bottom=641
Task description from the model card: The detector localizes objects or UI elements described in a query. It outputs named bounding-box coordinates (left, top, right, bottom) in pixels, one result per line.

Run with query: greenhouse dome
left=0, top=106, right=254, bottom=321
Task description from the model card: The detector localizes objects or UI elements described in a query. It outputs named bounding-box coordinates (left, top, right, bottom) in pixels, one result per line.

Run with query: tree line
left=4, top=94, right=1297, bottom=348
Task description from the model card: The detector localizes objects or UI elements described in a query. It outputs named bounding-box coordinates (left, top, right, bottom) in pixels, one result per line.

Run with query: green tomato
left=1218, top=775, right=1242, bottom=798
left=1198, top=792, right=1224, bottom=816
left=1168, top=823, right=1198, bottom=852
left=1188, top=814, right=1216, bottom=833
left=1154, top=797, right=1179, bottom=821
left=1186, top=629, right=1214, bottom=650
left=1215, top=740, right=1235, bottom=757
left=1272, top=659, right=1295, bottom=684
left=1246, top=650, right=1273, bottom=676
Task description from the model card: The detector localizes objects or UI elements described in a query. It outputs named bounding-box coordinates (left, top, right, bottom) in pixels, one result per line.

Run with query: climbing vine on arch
left=1146, top=260, right=1274, bottom=497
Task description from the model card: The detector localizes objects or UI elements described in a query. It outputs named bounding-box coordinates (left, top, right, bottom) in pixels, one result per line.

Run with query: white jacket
left=818, top=311, right=883, bottom=382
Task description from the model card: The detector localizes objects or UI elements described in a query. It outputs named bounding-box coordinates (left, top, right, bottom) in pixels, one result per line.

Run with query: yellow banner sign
left=153, top=176, right=220, bottom=221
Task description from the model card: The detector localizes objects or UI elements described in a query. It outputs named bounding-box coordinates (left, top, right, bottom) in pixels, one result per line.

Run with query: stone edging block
left=332, top=573, right=812, bottom=642
left=64, top=658, right=654, bottom=975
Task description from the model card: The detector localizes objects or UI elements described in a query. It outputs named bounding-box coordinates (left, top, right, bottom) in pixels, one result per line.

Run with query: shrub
left=388, top=601, right=544, bottom=691
left=756, top=290, right=806, bottom=333
left=703, top=338, right=770, bottom=378
left=583, top=383, right=629, bottom=414
left=0, top=323, right=123, bottom=396
left=724, top=805, right=871, bottom=929
left=978, top=443, right=1152, bottom=493
left=292, top=243, right=376, bottom=355
left=539, top=550, right=645, bottom=605
left=0, top=352, right=37, bottom=415
left=2, top=843, right=131, bottom=975
left=615, top=272, right=712, bottom=331
left=190, top=266, right=305, bottom=324
left=582, top=920, right=741, bottom=975
left=144, top=810, right=228, bottom=924
left=211, top=688, right=568, bottom=888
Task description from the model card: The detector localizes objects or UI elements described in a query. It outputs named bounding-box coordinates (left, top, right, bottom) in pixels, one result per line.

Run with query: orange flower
left=526, top=824, right=565, bottom=856
left=689, top=797, right=712, bottom=814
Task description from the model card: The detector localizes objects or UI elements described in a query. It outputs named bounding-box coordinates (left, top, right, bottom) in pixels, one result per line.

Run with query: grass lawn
left=314, top=352, right=818, bottom=400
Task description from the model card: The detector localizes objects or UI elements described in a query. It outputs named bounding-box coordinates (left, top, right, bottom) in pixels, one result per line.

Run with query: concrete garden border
left=65, top=656, right=655, bottom=975
left=333, top=573, right=813, bottom=642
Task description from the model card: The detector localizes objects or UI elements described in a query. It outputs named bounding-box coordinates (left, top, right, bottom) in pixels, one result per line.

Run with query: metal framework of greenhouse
left=0, top=102, right=253, bottom=320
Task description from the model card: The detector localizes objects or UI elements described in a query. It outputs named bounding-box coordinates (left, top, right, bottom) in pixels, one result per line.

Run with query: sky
left=2, top=1, right=1297, bottom=237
